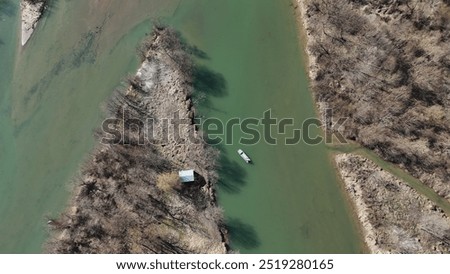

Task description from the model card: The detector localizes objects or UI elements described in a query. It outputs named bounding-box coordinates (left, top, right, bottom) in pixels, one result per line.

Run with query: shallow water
left=168, top=0, right=363, bottom=253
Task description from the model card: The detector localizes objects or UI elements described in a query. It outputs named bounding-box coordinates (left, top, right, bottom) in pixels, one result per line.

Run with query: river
left=0, top=0, right=181, bottom=253
left=0, top=0, right=362, bottom=253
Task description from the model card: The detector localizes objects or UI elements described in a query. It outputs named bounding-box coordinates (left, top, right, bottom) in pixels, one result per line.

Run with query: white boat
left=237, top=149, right=251, bottom=163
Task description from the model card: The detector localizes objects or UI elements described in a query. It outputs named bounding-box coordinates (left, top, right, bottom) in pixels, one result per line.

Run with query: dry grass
left=300, top=0, right=450, bottom=200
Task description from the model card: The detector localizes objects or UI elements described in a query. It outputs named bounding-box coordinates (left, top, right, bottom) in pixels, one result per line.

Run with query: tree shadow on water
left=170, top=28, right=209, bottom=60
left=217, top=154, right=248, bottom=194
left=226, top=218, right=260, bottom=250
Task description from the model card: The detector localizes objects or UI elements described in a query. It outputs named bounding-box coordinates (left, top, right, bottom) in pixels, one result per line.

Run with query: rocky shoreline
left=46, top=28, right=227, bottom=253
left=21, top=0, right=45, bottom=46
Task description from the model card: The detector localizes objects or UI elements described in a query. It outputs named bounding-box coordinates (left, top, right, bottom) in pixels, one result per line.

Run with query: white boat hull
left=238, top=149, right=251, bottom=163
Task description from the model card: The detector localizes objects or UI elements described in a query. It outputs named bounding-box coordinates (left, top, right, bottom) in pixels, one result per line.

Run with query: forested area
left=302, top=0, right=450, bottom=200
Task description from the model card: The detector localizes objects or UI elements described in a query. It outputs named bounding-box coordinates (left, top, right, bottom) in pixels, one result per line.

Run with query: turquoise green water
left=0, top=0, right=363, bottom=253
left=0, top=0, right=180, bottom=253
left=169, top=0, right=363, bottom=253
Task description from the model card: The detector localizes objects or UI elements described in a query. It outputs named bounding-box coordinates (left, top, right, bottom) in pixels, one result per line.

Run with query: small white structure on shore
left=179, top=169, right=195, bottom=183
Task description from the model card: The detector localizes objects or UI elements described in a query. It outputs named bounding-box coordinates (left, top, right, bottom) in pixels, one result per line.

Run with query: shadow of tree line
left=0, top=0, right=58, bottom=18
left=174, top=30, right=259, bottom=250
left=192, top=65, right=227, bottom=98
left=177, top=34, right=247, bottom=194
left=167, top=27, right=228, bottom=108
left=199, top=137, right=248, bottom=194
left=217, top=152, right=248, bottom=194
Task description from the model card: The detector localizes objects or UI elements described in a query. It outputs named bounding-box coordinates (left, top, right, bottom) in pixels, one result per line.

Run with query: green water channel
left=0, top=0, right=363, bottom=253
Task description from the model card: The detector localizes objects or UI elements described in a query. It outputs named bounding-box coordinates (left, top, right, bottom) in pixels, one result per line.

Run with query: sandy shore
left=21, top=1, right=44, bottom=46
